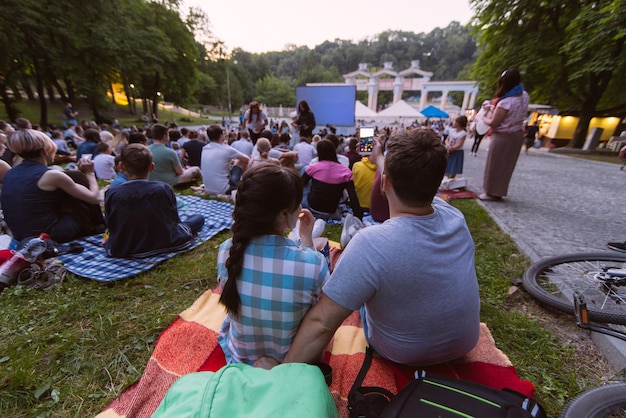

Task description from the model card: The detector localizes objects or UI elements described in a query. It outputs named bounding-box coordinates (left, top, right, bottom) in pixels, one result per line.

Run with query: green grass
left=0, top=99, right=220, bottom=129
left=0, top=198, right=608, bottom=417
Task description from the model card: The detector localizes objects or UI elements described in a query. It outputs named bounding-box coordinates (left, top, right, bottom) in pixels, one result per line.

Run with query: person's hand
left=77, top=158, right=95, bottom=174
left=298, top=209, right=315, bottom=247
left=619, top=144, right=626, bottom=162
left=371, top=137, right=384, bottom=160
left=254, top=356, right=280, bottom=370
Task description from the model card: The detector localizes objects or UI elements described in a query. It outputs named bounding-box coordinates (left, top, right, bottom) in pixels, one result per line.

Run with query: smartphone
left=359, top=127, right=375, bottom=153
left=82, top=154, right=93, bottom=161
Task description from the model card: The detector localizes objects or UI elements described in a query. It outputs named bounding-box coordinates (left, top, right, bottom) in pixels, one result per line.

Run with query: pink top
left=494, top=91, right=529, bottom=133
left=305, top=160, right=353, bottom=184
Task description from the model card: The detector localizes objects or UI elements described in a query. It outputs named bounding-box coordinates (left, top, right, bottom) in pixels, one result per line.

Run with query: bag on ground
left=153, top=363, right=338, bottom=418
left=349, top=347, right=546, bottom=418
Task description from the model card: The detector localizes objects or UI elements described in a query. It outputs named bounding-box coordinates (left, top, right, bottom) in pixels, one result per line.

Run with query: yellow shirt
left=352, top=157, right=377, bottom=210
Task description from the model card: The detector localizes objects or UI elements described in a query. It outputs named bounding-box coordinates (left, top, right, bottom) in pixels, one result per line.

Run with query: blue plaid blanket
left=57, top=196, right=233, bottom=282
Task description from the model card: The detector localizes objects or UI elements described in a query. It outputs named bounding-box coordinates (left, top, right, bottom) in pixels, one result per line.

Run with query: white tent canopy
left=376, top=100, right=424, bottom=120
left=355, top=100, right=377, bottom=118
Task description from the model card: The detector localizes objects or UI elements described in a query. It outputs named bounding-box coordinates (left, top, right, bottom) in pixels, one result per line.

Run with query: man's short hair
left=96, top=142, right=110, bottom=153
left=384, top=128, right=447, bottom=206
left=151, top=124, right=168, bottom=141
left=207, top=124, right=223, bottom=142
left=121, top=144, right=152, bottom=177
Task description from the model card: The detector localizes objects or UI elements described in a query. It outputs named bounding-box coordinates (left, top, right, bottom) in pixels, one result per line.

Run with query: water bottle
left=0, top=234, right=47, bottom=287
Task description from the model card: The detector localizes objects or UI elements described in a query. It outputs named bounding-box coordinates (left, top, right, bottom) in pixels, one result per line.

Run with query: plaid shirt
left=217, top=235, right=329, bottom=365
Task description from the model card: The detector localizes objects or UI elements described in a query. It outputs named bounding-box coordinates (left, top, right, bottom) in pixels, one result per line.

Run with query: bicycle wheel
left=560, top=383, right=626, bottom=417
left=523, top=252, right=626, bottom=325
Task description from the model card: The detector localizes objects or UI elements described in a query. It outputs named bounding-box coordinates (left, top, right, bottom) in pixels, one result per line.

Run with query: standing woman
left=242, top=101, right=268, bottom=145
left=480, top=69, right=530, bottom=201
left=292, top=100, right=316, bottom=140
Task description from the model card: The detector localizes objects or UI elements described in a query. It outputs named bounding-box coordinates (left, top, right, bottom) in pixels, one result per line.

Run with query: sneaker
left=340, top=214, right=364, bottom=249
left=312, top=219, right=326, bottom=239
left=608, top=242, right=626, bottom=253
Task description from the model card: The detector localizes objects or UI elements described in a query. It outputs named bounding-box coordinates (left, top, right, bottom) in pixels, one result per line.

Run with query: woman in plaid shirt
left=217, top=164, right=329, bottom=365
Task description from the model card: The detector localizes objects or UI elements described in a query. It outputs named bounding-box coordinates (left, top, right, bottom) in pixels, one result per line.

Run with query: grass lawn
left=0, top=196, right=612, bottom=417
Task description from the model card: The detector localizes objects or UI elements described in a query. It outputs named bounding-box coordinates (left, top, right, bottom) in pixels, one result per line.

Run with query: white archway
left=343, top=60, right=479, bottom=112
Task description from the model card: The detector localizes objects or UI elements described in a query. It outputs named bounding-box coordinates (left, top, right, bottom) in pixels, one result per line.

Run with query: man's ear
left=149, top=162, right=155, bottom=172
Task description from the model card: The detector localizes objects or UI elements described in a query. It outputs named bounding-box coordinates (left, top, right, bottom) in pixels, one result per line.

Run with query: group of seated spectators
left=0, top=115, right=482, bottom=373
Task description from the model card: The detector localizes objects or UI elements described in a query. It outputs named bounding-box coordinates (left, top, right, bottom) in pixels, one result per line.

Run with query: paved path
left=460, top=138, right=625, bottom=262
left=460, top=138, right=626, bottom=370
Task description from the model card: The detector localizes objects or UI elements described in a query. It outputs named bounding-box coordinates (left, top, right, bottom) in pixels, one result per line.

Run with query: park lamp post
left=226, top=59, right=238, bottom=123
left=129, top=83, right=136, bottom=114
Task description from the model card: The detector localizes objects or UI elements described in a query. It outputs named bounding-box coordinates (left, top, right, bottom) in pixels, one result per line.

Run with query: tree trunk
left=22, top=79, right=35, bottom=101
left=569, top=111, right=593, bottom=149
left=568, top=73, right=611, bottom=148
left=45, top=82, right=56, bottom=102
left=9, top=83, right=22, bottom=100
left=110, top=82, right=117, bottom=105
left=1, top=89, right=21, bottom=122
left=52, top=79, right=68, bottom=103
left=33, top=62, right=48, bottom=128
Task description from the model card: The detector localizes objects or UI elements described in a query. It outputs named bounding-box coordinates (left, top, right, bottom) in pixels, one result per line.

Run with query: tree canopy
left=471, top=0, right=626, bottom=147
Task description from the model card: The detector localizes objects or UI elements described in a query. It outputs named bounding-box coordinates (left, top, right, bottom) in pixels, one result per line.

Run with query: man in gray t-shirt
left=276, top=128, right=480, bottom=368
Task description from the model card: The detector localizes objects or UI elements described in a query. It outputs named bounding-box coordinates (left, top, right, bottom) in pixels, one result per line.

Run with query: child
left=104, top=144, right=204, bottom=258
left=93, top=142, right=116, bottom=180
left=248, top=137, right=279, bottom=169
left=445, top=116, right=468, bottom=179
left=218, top=164, right=329, bottom=366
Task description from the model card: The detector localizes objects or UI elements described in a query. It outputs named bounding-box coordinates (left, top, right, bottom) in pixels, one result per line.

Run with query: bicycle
left=522, top=252, right=626, bottom=417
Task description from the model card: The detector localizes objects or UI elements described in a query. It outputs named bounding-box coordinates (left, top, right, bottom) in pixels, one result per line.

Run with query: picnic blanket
left=97, top=286, right=537, bottom=418
left=57, top=196, right=233, bottom=282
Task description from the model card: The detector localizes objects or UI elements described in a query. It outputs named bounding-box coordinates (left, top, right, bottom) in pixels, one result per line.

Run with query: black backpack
left=348, top=347, right=547, bottom=418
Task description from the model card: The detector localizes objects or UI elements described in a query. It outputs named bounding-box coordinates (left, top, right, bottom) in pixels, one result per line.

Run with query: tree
left=254, top=76, right=295, bottom=107
left=471, top=0, right=626, bottom=147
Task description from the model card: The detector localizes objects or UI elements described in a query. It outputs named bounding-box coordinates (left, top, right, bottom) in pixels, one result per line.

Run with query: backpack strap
left=347, top=347, right=395, bottom=418
left=350, top=346, right=375, bottom=394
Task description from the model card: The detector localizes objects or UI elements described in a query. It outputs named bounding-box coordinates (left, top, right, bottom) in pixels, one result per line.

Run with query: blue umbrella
left=419, top=105, right=449, bottom=119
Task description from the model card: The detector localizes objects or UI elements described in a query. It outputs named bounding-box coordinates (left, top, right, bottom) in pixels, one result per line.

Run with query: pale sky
left=184, top=0, right=475, bottom=54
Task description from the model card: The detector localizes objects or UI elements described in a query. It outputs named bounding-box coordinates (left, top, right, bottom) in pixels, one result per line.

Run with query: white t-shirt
left=243, top=110, right=268, bottom=133
left=200, top=142, right=248, bottom=194
left=93, top=154, right=116, bottom=180
left=293, top=142, right=317, bottom=165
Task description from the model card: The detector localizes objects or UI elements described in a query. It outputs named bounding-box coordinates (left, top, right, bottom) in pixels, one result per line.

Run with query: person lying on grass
left=104, top=144, right=204, bottom=258
left=217, top=163, right=329, bottom=366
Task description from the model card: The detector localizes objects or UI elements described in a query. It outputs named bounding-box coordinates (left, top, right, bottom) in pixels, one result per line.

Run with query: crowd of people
left=6, top=68, right=620, bottom=373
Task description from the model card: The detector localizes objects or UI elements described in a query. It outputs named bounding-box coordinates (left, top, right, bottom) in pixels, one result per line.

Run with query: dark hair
left=259, top=129, right=272, bottom=140
left=324, top=134, right=339, bottom=150
left=151, top=124, right=168, bottom=141
left=96, top=142, right=110, bottom=153
left=316, top=139, right=338, bottom=162
left=129, top=132, right=147, bottom=144
left=348, top=137, right=359, bottom=151
left=495, top=68, right=522, bottom=98
left=298, top=100, right=311, bottom=114
left=120, top=144, right=152, bottom=177
left=168, top=129, right=182, bottom=143
left=455, top=115, right=468, bottom=129
left=207, top=124, right=223, bottom=142
left=384, top=128, right=447, bottom=206
left=279, top=132, right=291, bottom=144
left=85, top=129, right=101, bottom=143
left=220, top=164, right=304, bottom=316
